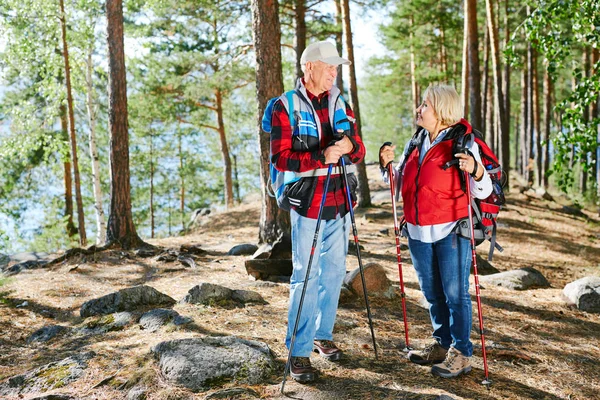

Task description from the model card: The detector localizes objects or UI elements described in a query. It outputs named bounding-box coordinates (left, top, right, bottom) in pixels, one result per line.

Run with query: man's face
left=307, top=61, right=338, bottom=94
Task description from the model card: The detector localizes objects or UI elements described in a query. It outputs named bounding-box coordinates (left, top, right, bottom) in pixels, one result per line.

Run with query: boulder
left=81, top=312, right=136, bottom=333
left=151, top=337, right=275, bottom=392
left=0, top=352, right=94, bottom=397
left=231, top=290, right=266, bottom=305
left=343, top=262, right=395, bottom=299
left=80, top=285, right=176, bottom=317
left=180, top=283, right=233, bottom=305
left=127, top=386, right=148, bottom=400
left=478, top=267, right=550, bottom=290
left=139, top=309, right=192, bottom=332
left=563, top=277, right=600, bottom=313
left=228, top=244, right=259, bottom=256
left=27, top=325, right=70, bottom=344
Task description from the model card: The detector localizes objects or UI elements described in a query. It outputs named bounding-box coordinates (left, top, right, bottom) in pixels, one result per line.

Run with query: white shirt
left=385, top=128, right=493, bottom=243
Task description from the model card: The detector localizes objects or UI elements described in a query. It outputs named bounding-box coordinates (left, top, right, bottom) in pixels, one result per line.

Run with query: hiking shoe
left=431, top=347, right=472, bottom=378
left=290, top=356, right=317, bottom=383
left=313, top=340, right=343, bottom=361
left=407, top=340, right=448, bottom=365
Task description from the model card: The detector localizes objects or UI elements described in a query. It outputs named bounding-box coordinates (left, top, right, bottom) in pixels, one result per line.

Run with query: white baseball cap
left=300, top=41, right=351, bottom=66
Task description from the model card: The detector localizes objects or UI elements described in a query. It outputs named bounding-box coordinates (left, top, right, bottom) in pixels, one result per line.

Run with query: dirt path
left=1, top=166, right=599, bottom=399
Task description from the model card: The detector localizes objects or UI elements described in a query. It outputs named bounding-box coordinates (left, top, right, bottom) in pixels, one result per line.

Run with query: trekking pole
left=281, top=164, right=334, bottom=394
left=386, top=160, right=412, bottom=352
left=463, top=157, right=492, bottom=388
left=339, top=155, right=378, bottom=360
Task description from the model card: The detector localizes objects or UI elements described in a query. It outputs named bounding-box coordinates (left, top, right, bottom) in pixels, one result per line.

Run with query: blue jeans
left=408, top=232, right=473, bottom=357
left=286, top=209, right=350, bottom=357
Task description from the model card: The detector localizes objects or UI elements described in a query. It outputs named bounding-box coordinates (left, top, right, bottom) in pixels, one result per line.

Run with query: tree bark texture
left=481, top=26, right=489, bottom=135
left=466, top=0, right=482, bottom=130
left=251, top=0, right=291, bottom=244
left=106, top=0, right=143, bottom=249
left=580, top=48, right=591, bottom=193
left=294, top=0, right=306, bottom=81
left=533, top=51, right=541, bottom=187
left=520, top=69, right=528, bottom=177
left=461, top=1, right=469, bottom=119
left=215, top=88, right=234, bottom=208
left=85, top=50, right=106, bottom=245
left=486, top=0, right=509, bottom=187
left=542, top=68, right=552, bottom=189
left=410, top=16, right=419, bottom=112
left=334, top=0, right=344, bottom=94
left=60, top=105, right=77, bottom=237
left=501, top=0, right=511, bottom=182
left=59, top=0, right=87, bottom=246
left=526, top=26, right=534, bottom=185
left=150, top=134, right=155, bottom=238
left=341, top=0, right=371, bottom=207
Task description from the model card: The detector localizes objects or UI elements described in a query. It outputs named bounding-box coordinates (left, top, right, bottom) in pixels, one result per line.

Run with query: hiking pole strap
left=295, top=164, right=357, bottom=178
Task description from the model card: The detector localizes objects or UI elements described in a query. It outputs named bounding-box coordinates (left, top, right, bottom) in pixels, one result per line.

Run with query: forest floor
left=1, top=164, right=600, bottom=400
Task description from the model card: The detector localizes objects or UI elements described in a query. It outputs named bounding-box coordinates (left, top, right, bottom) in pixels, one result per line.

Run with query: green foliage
left=510, top=0, right=600, bottom=194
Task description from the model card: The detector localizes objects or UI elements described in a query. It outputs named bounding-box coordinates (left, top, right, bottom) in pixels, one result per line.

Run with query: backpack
left=261, top=90, right=300, bottom=211
left=400, top=124, right=506, bottom=261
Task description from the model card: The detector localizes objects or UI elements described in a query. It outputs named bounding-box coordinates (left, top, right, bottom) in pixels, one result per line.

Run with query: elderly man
left=270, top=40, right=366, bottom=383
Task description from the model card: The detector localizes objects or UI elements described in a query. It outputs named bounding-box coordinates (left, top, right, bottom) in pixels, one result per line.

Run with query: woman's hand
left=379, top=144, right=396, bottom=169
left=454, top=153, right=483, bottom=180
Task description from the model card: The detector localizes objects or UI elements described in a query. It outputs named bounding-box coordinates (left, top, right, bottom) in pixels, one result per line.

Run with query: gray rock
left=135, top=248, right=159, bottom=258
left=81, top=312, right=136, bottom=333
left=3, top=260, right=48, bottom=276
left=80, top=285, right=176, bottom=317
left=30, top=395, right=78, bottom=400
left=478, top=267, right=550, bottom=290
left=139, top=308, right=192, bottom=332
left=228, top=244, right=259, bottom=256
left=343, top=263, right=395, bottom=299
left=127, top=386, right=148, bottom=400
left=151, top=337, right=275, bottom=392
left=231, top=290, right=266, bottom=305
left=180, top=283, right=233, bottom=305
left=0, top=352, right=94, bottom=397
left=27, top=325, right=70, bottom=344
left=563, top=276, right=600, bottom=313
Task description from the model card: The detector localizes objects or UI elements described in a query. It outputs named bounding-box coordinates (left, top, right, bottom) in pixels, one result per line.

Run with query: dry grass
left=0, top=165, right=599, bottom=400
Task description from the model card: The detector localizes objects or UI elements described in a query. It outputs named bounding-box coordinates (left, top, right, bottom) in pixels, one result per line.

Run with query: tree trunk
left=485, top=73, right=494, bottom=146
left=85, top=49, right=106, bottom=245
left=592, top=48, right=599, bottom=216
left=533, top=50, right=542, bottom=187
left=461, top=1, right=469, bottom=118
left=501, top=0, right=511, bottom=181
left=520, top=68, right=528, bottom=178
left=178, top=128, right=185, bottom=231
left=341, top=0, right=371, bottom=207
left=294, top=0, right=306, bottom=81
left=580, top=48, right=591, bottom=193
left=514, top=116, right=520, bottom=173
left=150, top=133, right=155, bottom=239
left=486, top=0, right=509, bottom=186
left=410, top=16, right=419, bottom=112
left=233, top=154, right=241, bottom=203
left=466, top=0, right=482, bottom=130
left=106, top=0, right=144, bottom=249
left=481, top=25, right=489, bottom=135
left=59, top=0, right=86, bottom=247
left=215, top=88, right=234, bottom=208
left=250, top=0, right=291, bottom=244
left=542, top=68, right=552, bottom=189
left=334, top=0, right=344, bottom=94
left=525, top=22, right=534, bottom=185
left=60, top=105, right=77, bottom=237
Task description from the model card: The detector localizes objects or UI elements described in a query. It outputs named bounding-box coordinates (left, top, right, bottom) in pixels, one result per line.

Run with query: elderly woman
left=379, top=84, right=492, bottom=378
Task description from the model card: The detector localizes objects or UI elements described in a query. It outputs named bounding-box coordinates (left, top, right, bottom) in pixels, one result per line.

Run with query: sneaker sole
left=408, top=356, right=446, bottom=366
left=313, top=347, right=342, bottom=361
left=431, top=365, right=472, bottom=378
left=290, top=372, right=317, bottom=383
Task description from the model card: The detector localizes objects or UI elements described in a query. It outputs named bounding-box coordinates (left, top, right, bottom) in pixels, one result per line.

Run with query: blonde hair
left=422, top=84, right=463, bottom=126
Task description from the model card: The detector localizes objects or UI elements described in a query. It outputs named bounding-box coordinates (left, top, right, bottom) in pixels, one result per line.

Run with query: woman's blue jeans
left=285, top=209, right=350, bottom=357
left=408, top=232, right=473, bottom=357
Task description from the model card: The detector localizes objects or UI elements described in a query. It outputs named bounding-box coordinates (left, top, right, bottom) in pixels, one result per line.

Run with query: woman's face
left=416, top=98, right=438, bottom=133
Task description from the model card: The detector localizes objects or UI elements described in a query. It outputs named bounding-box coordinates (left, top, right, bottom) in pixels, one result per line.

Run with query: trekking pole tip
left=482, top=378, right=492, bottom=389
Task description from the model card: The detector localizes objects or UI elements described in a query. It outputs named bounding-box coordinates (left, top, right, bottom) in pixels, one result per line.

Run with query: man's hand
left=323, top=145, right=345, bottom=164
left=334, top=136, right=354, bottom=154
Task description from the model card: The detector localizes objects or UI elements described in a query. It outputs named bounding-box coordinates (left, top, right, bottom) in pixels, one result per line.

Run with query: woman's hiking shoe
left=407, top=341, right=448, bottom=365
left=431, top=347, right=472, bottom=378
left=313, top=340, right=343, bottom=361
left=290, top=356, right=317, bottom=383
